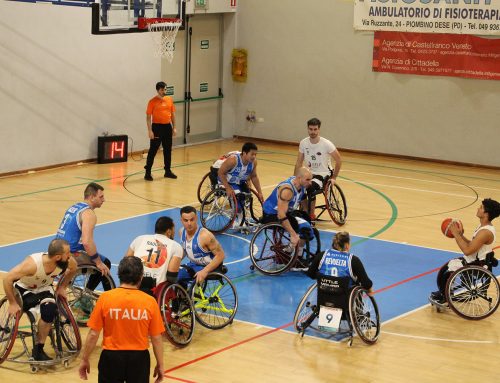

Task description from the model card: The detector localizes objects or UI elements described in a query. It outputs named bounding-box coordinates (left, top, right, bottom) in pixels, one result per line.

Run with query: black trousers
left=98, top=349, right=150, bottom=383
left=145, top=123, right=173, bottom=172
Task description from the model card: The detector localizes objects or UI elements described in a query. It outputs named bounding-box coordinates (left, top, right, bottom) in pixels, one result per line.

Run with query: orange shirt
left=146, top=96, right=175, bottom=124
left=87, top=287, right=165, bottom=350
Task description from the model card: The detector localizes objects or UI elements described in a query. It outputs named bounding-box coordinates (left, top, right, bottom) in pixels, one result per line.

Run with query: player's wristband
left=166, top=271, right=179, bottom=283
left=89, top=253, right=100, bottom=261
left=278, top=216, right=289, bottom=223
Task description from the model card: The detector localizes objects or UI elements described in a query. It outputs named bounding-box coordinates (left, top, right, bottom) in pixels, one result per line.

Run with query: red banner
left=372, top=31, right=500, bottom=81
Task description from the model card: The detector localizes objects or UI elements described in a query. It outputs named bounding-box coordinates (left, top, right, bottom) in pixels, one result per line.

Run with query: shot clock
left=97, top=135, right=128, bottom=164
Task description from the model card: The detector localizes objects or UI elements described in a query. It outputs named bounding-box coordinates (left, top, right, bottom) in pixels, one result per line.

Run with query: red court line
left=164, top=322, right=292, bottom=374
left=164, top=374, right=198, bottom=383
left=372, top=267, right=441, bottom=294
left=165, top=265, right=441, bottom=376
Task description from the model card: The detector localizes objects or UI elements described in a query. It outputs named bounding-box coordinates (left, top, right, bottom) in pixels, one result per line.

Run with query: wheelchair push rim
left=293, top=283, right=319, bottom=333
left=445, top=265, right=500, bottom=320
left=348, top=286, right=380, bottom=344
left=191, top=272, right=238, bottom=330
left=159, top=283, right=195, bottom=347
left=200, top=188, right=238, bottom=234
left=0, top=297, right=20, bottom=364
left=249, top=223, right=297, bottom=275
left=324, top=182, right=348, bottom=226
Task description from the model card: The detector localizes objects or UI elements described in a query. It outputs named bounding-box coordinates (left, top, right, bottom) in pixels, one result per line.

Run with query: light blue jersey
left=180, top=227, right=215, bottom=266
left=225, top=153, right=253, bottom=185
left=55, top=202, right=90, bottom=253
left=263, top=177, right=305, bottom=215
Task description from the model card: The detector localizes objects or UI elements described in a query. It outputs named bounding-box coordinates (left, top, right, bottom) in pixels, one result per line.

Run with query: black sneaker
left=430, top=291, right=445, bottom=304
left=32, top=347, right=52, bottom=361
left=164, top=171, right=177, bottom=179
left=144, top=173, right=153, bottom=181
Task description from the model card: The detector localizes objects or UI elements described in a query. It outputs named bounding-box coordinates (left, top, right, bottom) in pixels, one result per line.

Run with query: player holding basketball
left=295, top=117, right=342, bottom=220
left=125, top=216, right=183, bottom=298
left=178, top=206, right=225, bottom=284
left=430, top=198, right=500, bottom=304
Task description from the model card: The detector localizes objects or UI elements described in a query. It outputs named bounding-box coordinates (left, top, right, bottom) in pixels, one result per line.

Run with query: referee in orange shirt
left=78, top=256, right=165, bottom=383
left=144, top=81, right=177, bottom=181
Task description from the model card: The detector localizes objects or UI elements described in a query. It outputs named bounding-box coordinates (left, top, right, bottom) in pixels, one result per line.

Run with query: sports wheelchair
left=179, top=265, right=238, bottom=330
left=62, top=262, right=116, bottom=325
left=197, top=170, right=218, bottom=204
left=429, top=253, right=500, bottom=320
left=0, top=294, right=81, bottom=372
left=200, top=186, right=262, bottom=234
left=153, top=281, right=195, bottom=348
left=249, top=217, right=321, bottom=275
left=306, top=171, right=347, bottom=226
left=293, top=276, right=380, bottom=346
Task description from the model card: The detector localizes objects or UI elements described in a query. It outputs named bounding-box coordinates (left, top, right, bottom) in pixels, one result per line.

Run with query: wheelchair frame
left=0, top=295, right=81, bottom=372
left=249, top=222, right=321, bottom=275
left=156, top=282, right=195, bottom=347
left=430, top=258, right=500, bottom=320
left=293, top=283, right=380, bottom=346
left=61, top=263, right=116, bottom=326
left=307, top=175, right=348, bottom=226
left=200, top=187, right=262, bottom=234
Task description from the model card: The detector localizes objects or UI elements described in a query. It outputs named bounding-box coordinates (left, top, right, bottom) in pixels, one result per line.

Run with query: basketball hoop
left=138, top=17, right=182, bottom=63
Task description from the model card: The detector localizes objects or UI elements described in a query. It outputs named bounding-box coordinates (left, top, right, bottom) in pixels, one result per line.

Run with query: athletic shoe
left=429, top=291, right=446, bottom=304
left=32, top=347, right=52, bottom=361
left=144, top=173, right=153, bottom=181
left=164, top=171, right=177, bottom=179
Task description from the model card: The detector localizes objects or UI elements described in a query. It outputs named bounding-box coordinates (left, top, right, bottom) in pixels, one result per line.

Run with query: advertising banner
left=354, top=0, right=500, bottom=35
left=372, top=31, right=500, bottom=80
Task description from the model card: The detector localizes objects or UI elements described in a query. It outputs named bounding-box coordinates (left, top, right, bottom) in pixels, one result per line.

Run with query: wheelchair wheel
left=197, top=171, right=214, bottom=204
left=249, top=223, right=296, bottom=275
left=324, top=182, right=348, bottom=226
left=62, top=264, right=116, bottom=325
left=302, top=227, right=321, bottom=260
left=191, top=272, right=238, bottom=330
left=159, top=284, right=195, bottom=347
left=247, top=188, right=263, bottom=223
left=445, top=265, right=500, bottom=320
left=200, top=188, right=237, bottom=234
left=0, top=297, right=20, bottom=364
left=293, top=283, right=319, bottom=333
left=56, top=296, right=82, bottom=354
left=349, top=286, right=380, bottom=344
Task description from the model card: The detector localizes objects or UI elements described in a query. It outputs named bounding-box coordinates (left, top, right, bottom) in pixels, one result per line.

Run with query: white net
left=147, top=20, right=182, bottom=63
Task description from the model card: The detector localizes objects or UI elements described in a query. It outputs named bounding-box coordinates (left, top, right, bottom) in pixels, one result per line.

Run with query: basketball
left=441, top=218, right=463, bottom=238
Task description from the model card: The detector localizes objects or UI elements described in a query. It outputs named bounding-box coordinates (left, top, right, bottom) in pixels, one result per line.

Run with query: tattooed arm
left=195, top=229, right=225, bottom=283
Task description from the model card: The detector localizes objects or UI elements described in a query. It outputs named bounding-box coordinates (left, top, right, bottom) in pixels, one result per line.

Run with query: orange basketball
left=441, top=218, right=463, bottom=238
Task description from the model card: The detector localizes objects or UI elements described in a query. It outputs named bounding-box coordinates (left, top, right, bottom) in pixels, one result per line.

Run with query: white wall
left=2, top=0, right=499, bottom=173
left=0, top=2, right=160, bottom=173
left=230, top=0, right=500, bottom=167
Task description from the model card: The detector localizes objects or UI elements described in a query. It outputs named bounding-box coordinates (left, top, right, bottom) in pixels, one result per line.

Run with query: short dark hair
left=180, top=206, right=197, bottom=216
left=155, top=216, right=174, bottom=234
left=156, top=81, right=167, bottom=91
left=84, top=183, right=104, bottom=199
left=307, top=118, right=321, bottom=128
left=47, top=239, right=69, bottom=257
left=241, top=142, right=258, bottom=154
left=118, top=256, right=143, bottom=285
left=483, top=198, right=500, bottom=221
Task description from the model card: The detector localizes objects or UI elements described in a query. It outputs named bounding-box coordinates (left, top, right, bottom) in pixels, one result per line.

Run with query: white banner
left=354, top=0, right=500, bottom=35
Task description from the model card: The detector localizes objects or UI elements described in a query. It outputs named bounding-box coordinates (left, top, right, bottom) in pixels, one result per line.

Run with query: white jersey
left=299, top=137, right=337, bottom=177
left=464, top=225, right=496, bottom=263
left=129, top=234, right=183, bottom=284
left=16, top=253, right=61, bottom=293
left=212, top=151, right=239, bottom=169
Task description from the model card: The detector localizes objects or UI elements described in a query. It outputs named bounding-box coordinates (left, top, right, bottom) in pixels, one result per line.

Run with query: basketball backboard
left=91, top=0, right=187, bottom=34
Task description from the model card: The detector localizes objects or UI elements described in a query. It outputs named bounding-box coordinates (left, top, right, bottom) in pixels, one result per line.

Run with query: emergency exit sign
left=195, top=0, right=208, bottom=9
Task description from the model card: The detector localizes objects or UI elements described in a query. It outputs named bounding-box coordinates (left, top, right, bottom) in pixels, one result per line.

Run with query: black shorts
left=15, top=285, right=55, bottom=311
left=98, top=349, right=150, bottom=383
